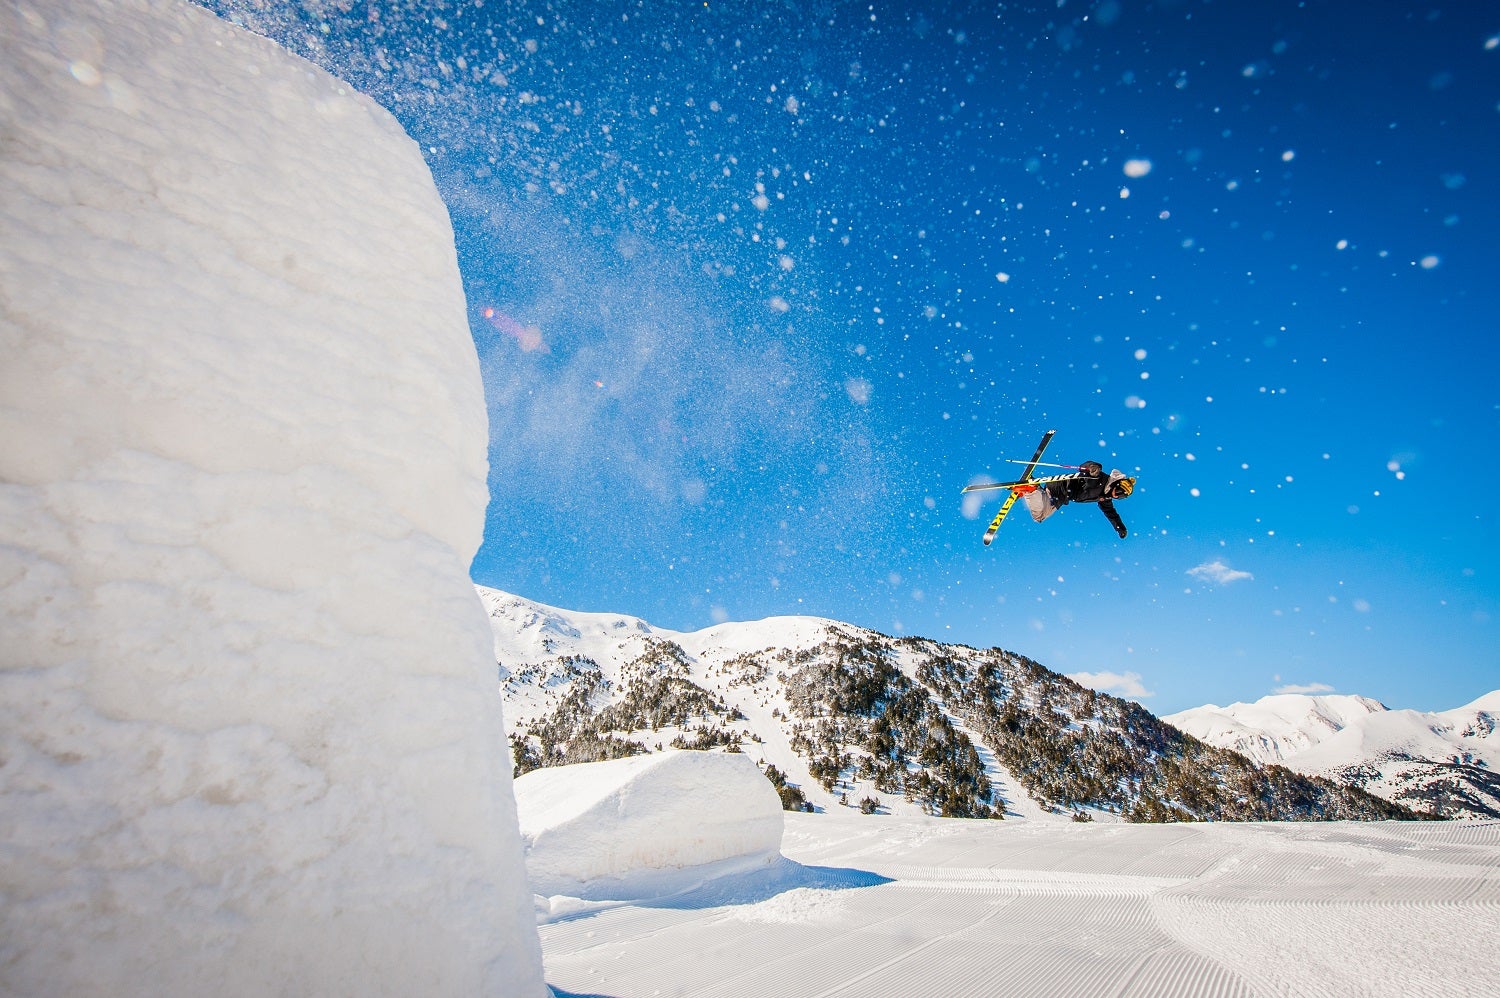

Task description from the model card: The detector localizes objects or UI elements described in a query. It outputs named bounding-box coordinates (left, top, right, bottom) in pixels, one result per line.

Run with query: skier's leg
left=1023, top=489, right=1055, bottom=522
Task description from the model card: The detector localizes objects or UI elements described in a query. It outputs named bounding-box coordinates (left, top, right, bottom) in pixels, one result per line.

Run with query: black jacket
left=1045, top=471, right=1128, bottom=536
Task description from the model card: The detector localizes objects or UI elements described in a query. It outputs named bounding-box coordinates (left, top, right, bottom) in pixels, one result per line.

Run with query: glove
left=1116, top=523, right=1128, bottom=538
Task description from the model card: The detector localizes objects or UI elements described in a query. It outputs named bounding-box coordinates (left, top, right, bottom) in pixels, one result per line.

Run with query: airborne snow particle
left=1123, top=158, right=1152, bottom=178
left=1419, top=255, right=1440, bottom=269
left=995, top=271, right=1011, bottom=283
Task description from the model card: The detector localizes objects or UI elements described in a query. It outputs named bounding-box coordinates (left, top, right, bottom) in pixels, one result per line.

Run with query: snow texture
left=515, top=750, right=783, bottom=900
left=537, top=809, right=1500, bottom=996
left=0, top=1, right=543, bottom=993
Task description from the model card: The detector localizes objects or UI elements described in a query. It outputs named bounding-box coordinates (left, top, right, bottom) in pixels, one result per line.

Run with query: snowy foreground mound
left=516, top=751, right=784, bottom=902
left=1, top=1, right=542, bottom=993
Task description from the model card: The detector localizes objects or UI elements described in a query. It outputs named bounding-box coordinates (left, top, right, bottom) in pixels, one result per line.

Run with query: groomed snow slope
left=537, top=811, right=1500, bottom=997
left=0, top=1, right=543, bottom=993
left=515, top=750, right=783, bottom=901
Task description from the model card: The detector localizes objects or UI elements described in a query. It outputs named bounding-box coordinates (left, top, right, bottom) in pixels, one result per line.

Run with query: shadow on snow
left=541, top=855, right=892, bottom=926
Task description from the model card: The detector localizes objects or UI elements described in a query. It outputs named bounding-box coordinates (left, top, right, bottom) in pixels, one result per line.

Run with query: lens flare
left=482, top=307, right=547, bottom=353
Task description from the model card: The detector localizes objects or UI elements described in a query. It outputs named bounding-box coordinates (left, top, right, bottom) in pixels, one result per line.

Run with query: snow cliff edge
left=0, top=1, right=543, bottom=992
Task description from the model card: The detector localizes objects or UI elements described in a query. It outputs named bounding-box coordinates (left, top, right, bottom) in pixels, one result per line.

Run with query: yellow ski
left=980, top=429, right=1054, bottom=546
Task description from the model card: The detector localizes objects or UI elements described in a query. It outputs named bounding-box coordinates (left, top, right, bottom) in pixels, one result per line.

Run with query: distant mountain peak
left=1166, top=690, right=1500, bottom=820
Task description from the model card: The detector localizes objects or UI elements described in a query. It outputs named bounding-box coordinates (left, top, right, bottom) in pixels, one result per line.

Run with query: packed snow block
left=515, top=751, right=785, bottom=898
left=0, top=1, right=545, bottom=994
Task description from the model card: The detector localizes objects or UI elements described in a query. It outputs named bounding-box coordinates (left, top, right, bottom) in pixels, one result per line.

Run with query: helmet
left=1110, top=477, right=1136, bottom=499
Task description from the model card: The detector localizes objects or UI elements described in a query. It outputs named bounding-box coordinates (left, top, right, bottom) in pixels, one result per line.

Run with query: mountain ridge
left=485, top=586, right=1423, bottom=823
left=1166, top=692, right=1500, bottom=820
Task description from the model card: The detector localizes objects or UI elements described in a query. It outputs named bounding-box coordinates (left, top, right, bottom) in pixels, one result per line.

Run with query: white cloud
left=1187, top=559, right=1254, bottom=585
left=1274, top=682, right=1335, bottom=695
left=1069, top=670, right=1153, bottom=699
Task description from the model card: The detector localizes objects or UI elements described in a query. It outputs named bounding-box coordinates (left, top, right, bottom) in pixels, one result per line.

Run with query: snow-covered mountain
left=1162, top=694, right=1392, bottom=764
left=1165, top=693, right=1500, bottom=819
left=482, top=586, right=1412, bottom=823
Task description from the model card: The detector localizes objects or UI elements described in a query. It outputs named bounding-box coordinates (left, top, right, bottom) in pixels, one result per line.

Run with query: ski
left=981, top=429, right=1054, bottom=545
left=1003, top=459, right=1081, bottom=471
left=962, top=471, right=1083, bottom=495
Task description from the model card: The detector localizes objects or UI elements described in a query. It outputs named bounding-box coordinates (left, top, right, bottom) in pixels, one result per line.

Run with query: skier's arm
left=1098, top=499, right=1127, bottom=538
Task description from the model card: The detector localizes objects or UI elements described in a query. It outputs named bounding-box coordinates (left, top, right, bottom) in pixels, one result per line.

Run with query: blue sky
left=211, top=1, right=1498, bottom=715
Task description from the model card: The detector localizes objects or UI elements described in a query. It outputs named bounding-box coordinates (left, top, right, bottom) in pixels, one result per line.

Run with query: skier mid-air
left=961, top=430, right=1137, bottom=544
left=1011, top=461, right=1134, bottom=537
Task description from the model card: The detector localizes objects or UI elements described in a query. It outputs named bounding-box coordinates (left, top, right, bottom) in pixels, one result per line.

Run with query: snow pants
left=1023, top=488, right=1059, bottom=523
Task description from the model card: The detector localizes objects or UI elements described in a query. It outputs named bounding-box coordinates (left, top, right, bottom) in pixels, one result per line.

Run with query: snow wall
left=0, top=1, right=545, bottom=993
left=515, top=751, right=785, bottom=900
